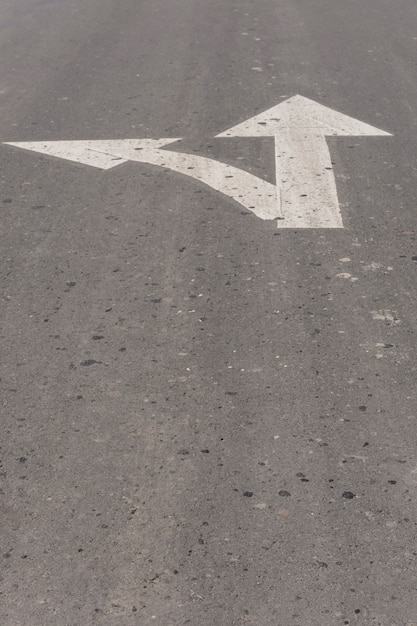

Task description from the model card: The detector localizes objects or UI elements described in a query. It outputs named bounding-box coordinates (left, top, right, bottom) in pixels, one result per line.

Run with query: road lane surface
left=1, top=1, right=417, bottom=624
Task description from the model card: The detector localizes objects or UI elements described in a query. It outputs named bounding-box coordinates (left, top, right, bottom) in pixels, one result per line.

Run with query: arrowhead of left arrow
left=3, top=139, right=181, bottom=169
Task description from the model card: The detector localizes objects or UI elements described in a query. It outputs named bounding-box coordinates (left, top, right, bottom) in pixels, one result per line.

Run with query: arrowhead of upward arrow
left=216, top=94, right=392, bottom=137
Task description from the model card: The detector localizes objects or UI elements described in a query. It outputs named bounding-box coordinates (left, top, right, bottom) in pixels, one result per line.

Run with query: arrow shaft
left=275, top=129, right=343, bottom=228
left=92, top=143, right=280, bottom=221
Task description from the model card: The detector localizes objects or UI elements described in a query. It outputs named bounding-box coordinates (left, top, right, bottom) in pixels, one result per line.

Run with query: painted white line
left=217, top=95, right=391, bottom=228
left=5, top=139, right=279, bottom=221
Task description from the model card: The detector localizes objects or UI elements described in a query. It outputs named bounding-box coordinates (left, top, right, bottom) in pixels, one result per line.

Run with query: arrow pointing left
left=4, top=138, right=279, bottom=221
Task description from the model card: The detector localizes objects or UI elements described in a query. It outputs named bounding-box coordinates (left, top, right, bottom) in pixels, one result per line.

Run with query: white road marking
left=217, top=95, right=391, bottom=228
left=4, top=95, right=392, bottom=228
left=5, top=139, right=279, bottom=221
left=3, top=139, right=132, bottom=170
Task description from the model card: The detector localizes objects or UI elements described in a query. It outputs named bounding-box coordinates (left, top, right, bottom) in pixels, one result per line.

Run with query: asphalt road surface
left=1, top=1, right=417, bottom=625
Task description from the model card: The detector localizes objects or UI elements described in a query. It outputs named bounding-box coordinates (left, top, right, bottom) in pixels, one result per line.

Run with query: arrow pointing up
left=217, top=95, right=391, bottom=228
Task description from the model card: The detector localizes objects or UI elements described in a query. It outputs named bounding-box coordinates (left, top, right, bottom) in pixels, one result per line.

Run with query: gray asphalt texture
left=1, top=1, right=417, bottom=624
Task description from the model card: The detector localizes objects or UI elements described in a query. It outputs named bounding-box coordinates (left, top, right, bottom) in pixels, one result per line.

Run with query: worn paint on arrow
left=217, top=95, right=391, bottom=228
left=4, top=95, right=391, bottom=228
